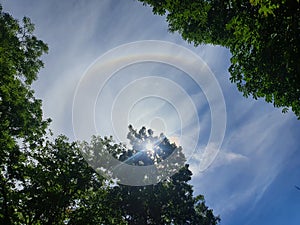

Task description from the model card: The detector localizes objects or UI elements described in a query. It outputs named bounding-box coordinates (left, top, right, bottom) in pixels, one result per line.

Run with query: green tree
left=80, top=126, right=220, bottom=225
left=0, top=5, right=49, bottom=224
left=19, top=135, right=106, bottom=225
left=0, top=6, right=104, bottom=224
left=138, top=0, right=300, bottom=118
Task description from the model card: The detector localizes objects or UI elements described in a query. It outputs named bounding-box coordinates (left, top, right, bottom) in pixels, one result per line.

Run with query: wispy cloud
left=191, top=107, right=297, bottom=220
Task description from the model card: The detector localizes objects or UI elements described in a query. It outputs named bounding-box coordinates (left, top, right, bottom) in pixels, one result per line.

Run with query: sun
left=168, top=136, right=180, bottom=146
left=145, top=142, right=154, bottom=152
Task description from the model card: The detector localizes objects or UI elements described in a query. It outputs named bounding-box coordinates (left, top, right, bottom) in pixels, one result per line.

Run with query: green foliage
left=80, top=126, right=220, bottom=225
left=23, top=136, right=102, bottom=224
left=139, top=0, right=300, bottom=118
left=0, top=5, right=49, bottom=148
left=62, top=126, right=220, bottom=224
left=0, top=5, right=50, bottom=225
left=250, top=0, right=281, bottom=16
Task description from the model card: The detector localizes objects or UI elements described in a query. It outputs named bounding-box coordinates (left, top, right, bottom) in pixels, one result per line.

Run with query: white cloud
left=189, top=143, right=248, bottom=177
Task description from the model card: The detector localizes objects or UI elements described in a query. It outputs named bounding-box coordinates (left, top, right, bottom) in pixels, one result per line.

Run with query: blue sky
left=2, top=0, right=300, bottom=224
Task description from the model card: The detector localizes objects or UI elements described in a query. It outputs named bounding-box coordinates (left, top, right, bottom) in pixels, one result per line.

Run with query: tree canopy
left=0, top=5, right=50, bottom=224
left=116, top=126, right=219, bottom=225
left=138, top=0, right=300, bottom=118
left=80, top=126, right=220, bottom=225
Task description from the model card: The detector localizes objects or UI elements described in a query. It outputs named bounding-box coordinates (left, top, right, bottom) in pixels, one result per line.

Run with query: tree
left=80, top=126, right=220, bottom=225
left=0, top=5, right=50, bottom=224
left=0, top=6, right=103, bottom=224
left=19, top=135, right=106, bottom=225
left=0, top=7, right=104, bottom=225
left=138, top=0, right=300, bottom=118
